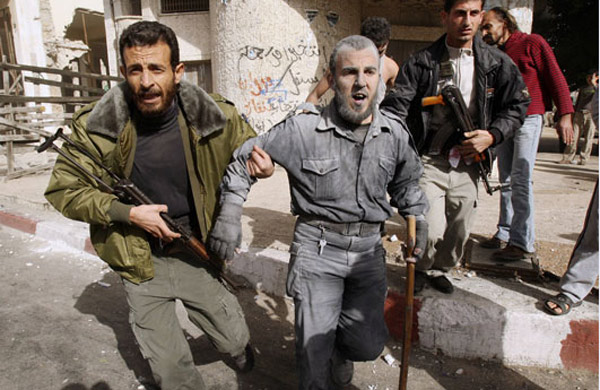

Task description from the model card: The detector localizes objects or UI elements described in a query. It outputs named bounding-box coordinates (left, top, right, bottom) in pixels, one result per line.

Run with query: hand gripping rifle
left=422, top=84, right=507, bottom=195
left=37, top=128, right=239, bottom=292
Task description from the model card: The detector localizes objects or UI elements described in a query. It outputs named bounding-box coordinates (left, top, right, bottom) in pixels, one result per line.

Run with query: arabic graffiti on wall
left=237, top=40, right=325, bottom=133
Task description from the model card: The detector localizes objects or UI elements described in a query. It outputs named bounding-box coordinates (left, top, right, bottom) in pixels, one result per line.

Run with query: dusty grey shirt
left=220, top=103, right=428, bottom=223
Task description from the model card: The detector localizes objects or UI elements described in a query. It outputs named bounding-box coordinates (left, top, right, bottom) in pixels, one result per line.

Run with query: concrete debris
left=383, top=353, right=395, bottom=366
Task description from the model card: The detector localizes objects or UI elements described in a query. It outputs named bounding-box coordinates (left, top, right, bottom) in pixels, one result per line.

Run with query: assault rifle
left=37, top=128, right=238, bottom=292
left=422, top=84, right=507, bottom=195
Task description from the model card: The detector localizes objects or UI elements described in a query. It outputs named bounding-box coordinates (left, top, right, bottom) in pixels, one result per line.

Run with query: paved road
left=1, top=226, right=597, bottom=390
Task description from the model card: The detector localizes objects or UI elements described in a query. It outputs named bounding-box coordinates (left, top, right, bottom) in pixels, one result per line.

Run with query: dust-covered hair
left=329, top=35, right=379, bottom=76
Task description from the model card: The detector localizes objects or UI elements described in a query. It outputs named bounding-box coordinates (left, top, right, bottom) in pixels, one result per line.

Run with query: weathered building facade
left=104, top=0, right=534, bottom=133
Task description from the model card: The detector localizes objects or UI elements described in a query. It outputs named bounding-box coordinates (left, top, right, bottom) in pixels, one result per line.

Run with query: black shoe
left=233, top=344, right=255, bottom=373
left=492, top=244, right=535, bottom=262
left=479, top=237, right=507, bottom=249
left=414, top=271, right=427, bottom=293
left=429, top=275, right=454, bottom=294
left=330, top=349, right=354, bottom=388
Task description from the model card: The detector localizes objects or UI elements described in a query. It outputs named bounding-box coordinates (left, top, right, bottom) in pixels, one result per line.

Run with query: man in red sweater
left=480, top=7, right=574, bottom=261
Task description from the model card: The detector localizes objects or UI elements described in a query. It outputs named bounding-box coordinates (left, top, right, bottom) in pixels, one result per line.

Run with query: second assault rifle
left=37, top=128, right=238, bottom=292
left=422, top=84, right=507, bottom=195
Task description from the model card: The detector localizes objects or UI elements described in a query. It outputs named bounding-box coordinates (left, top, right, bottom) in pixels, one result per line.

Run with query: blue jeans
left=494, top=114, right=543, bottom=253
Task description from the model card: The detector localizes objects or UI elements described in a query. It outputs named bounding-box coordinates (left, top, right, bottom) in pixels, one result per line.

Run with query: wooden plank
left=0, top=116, right=52, bottom=136
left=5, top=162, right=54, bottom=180
left=20, top=120, right=70, bottom=128
left=0, top=134, right=39, bottom=142
left=15, top=113, right=72, bottom=120
left=0, top=105, right=45, bottom=114
left=24, top=76, right=105, bottom=94
left=0, top=62, right=122, bottom=82
left=0, top=95, right=99, bottom=104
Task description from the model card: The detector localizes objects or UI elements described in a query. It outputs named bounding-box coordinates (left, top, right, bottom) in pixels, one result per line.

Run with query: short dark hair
left=119, top=21, right=180, bottom=68
left=444, top=0, right=485, bottom=13
left=360, top=17, right=391, bottom=48
left=489, top=7, right=520, bottom=33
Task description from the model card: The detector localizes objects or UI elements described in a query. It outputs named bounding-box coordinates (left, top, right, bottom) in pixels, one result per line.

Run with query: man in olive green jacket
left=44, top=21, right=272, bottom=390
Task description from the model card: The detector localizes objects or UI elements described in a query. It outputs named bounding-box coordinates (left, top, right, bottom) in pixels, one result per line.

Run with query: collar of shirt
left=316, top=102, right=391, bottom=140
left=445, top=39, right=474, bottom=58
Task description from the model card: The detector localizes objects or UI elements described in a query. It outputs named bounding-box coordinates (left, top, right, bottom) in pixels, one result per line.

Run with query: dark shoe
left=233, top=344, right=255, bottom=373
left=330, top=349, right=354, bottom=388
left=479, top=236, right=507, bottom=249
left=429, top=275, right=454, bottom=294
left=544, top=293, right=582, bottom=316
left=492, top=244, right=535, bottom=262
left=414, top=271, right=427, bottom=293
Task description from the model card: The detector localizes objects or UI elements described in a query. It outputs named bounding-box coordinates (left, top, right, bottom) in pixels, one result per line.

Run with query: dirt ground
left=0, top=223, right=598, bottom=389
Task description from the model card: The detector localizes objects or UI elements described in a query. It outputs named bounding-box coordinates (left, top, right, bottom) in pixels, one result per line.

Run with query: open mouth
left=352, top=92, right=367, bottom=106
left=139, top=91, right=161, bottom=104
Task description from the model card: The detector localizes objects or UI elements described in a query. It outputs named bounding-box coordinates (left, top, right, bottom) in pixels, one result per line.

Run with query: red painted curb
left=560, top=319, right=599, bottom=373
left=0, top=210, right=38, bottom=235
left=384, top=290, right=421, bottom=342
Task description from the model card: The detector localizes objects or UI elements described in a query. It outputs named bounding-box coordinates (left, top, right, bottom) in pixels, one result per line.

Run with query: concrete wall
left=48, top=0, right=103, bottom=37
left=211, top=0, right=360, bottom=133
left=142, top=0, right=211, bottom=62
left=101, top=0, right=535, bottom=132
left=5, top=0, right=51, bottom=100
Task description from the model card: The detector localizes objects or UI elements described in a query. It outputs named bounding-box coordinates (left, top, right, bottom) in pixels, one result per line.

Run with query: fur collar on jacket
left=86, top=80, right=227, bottom=139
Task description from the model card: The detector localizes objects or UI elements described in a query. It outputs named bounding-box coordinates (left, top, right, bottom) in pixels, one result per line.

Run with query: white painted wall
left=211, top=0, right=360, bottom=133
left=8, top=0, right=51, bottom=99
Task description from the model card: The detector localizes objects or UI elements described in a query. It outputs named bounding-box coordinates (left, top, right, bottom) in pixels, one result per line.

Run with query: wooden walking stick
left=399, top=215, right=416, bottom=390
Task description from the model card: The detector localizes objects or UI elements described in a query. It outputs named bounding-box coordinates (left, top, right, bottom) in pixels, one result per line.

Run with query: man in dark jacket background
left=45, top=21, right=273, bottom=390
left=381, top=0, right=529, bottom=293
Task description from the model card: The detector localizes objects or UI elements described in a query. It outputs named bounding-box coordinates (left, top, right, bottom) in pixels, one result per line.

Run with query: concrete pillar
left=210, top=0, right=360, bottom=134
left=486, top=0, right=535, bottom=33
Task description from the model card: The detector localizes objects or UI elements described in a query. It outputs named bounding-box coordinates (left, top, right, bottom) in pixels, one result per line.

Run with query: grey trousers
left=122, top=251, right=250, bottom=390
left=560, top=180, right=599, bottom=303
left=418, top=155, right=479, bottom=273
left=287, top=221, right=389, bottom=390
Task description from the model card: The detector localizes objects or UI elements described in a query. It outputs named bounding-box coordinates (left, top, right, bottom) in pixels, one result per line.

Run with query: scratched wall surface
left=210, top=0, right=360, bottom=134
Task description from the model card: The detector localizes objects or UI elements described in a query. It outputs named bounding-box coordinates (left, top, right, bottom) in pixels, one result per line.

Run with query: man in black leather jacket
left=381, top=0, right=529, bottom=293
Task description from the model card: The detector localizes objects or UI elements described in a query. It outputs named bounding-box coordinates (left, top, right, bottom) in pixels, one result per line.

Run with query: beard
left=332, top=82, right=376, bottom=125
left=132, top=81, right=178, bottom=118
left=482, top=34, right=501, bottom=46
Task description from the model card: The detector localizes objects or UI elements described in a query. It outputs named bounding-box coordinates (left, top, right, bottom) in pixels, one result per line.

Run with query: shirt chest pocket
left=302, top=158, right=340, bottom=200
left=365, top=156, right=395, bottom=197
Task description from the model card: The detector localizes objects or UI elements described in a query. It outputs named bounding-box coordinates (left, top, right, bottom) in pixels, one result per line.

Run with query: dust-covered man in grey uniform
left=208, top=35, right=429, bottom=390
